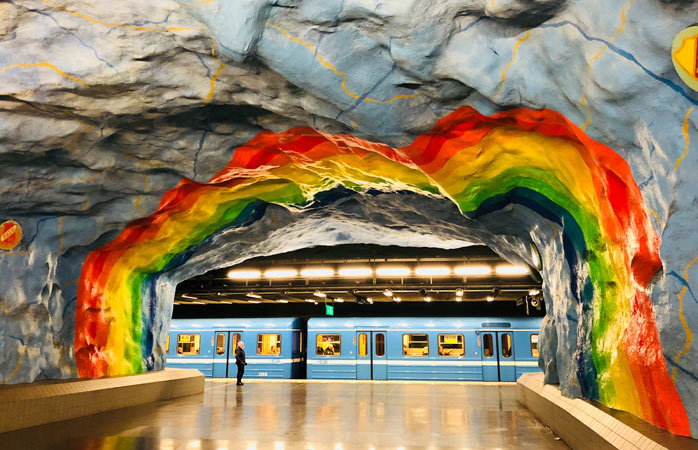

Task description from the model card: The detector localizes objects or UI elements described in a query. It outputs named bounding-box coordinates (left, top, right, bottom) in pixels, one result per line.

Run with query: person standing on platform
left=235, top=341, right=247, bottom=386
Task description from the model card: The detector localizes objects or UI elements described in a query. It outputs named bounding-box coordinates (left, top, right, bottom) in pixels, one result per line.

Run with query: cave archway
left=74, top=106, right=689, bottom=436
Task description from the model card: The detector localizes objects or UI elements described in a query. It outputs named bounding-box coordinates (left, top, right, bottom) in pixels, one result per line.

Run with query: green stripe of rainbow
left=75, top=107, right=690, bottom=436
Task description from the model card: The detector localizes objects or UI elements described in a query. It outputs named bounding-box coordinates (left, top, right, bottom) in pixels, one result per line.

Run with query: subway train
left=166, top=316, right=542, bottom=382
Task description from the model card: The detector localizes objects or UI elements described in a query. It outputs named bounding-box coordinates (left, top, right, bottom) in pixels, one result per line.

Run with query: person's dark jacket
left=235, top=346, right=246, bottom=365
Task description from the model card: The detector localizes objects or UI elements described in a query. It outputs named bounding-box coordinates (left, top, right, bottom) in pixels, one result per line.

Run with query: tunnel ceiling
left=174, top=244, right=544, bottom=305
left=1, top=0, right=697, bottom=440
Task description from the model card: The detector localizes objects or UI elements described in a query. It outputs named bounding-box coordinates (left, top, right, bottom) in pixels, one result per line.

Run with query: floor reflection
left=0, top=380, right=568, bottom=450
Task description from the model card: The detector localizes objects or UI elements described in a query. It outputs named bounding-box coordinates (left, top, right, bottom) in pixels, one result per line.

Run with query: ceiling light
left=264, top=269, right=298, bottom=278
left=334, top=298, right=345, bottom=303
left=455, top=297, right=463, bottom=302
left=454, top=265, right=492, bottom=276
left=366, top=297, right=373, bottom=304
left=495, top=265, right=529, bottom=275
left=455, top=288, right=464, bottom=297
left=424, top=296, right=432, bottom=302
left=190, top=301, right=205, bottom=305
left=181, top=294, right=198, bottom=300
left=246, top=292, right=261, bottom=299
left=382, top=289, right=393, bottom=297
left=301, top=268, right=335, bottom=277
left=276, top=299, right=289, bottom=303
left=529, top=289, right=541, bottom=296
left=338, top=267, right=373, bottom=277
left=313, top=290, right=327, bottom=298
left=376, top=266, right=411, bottom=276
left=486, top=296, right=495, bottom=302
left=415, top=266, right=451, bottom=276
left=248, top=300, right=261, bottom=304
left=227, top=269, right=261, bottom=279
left=219, top=301, right=232, bottom=304
left=394, top=296, right=402, bottom=302
left=531, top=243, right=542, bottom=270
left=305, top=299, right=315, bottom=303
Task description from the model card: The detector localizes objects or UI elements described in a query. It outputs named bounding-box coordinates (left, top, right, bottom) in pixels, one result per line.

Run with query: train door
left=480, top=331, right=516, bottom=382
left=212, top=331, right=242, bottom=378
left=356, top=331, right=387, bottom=380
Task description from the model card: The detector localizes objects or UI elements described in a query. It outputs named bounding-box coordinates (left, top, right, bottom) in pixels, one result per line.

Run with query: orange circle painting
left=673, top=25, right=698, bottom=92
left=0, top=220, right=22, bottom=251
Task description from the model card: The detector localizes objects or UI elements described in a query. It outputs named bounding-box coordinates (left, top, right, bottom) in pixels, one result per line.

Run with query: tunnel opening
left=73, top=106, right=689, bottom=436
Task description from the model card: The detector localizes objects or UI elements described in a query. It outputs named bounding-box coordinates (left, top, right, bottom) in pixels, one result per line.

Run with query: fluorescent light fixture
left=454, top=266, right=492, bottom=276
left=227, top=269, right=261, bottom=279
left=264, top=269, right=298, bottom=278
left=305, top=299, right=315, bottom=302
left=181, top=294, right=198, bottom=300
left=366, top=297, right=373, bottom=304
left=529, top=289, right=541, bottom=296
left=455, top=288, right=464, bottom=297
left=219, top=301, right=232, bottom=304
left=382, top=289, right=393, bottom=297
left=276, top=299, right=289, bottom=303
left=334, top=298, right=345, bottom=303
left=338, top=267, right=372, bottom=277
left=495, top=265, right=529, bottom=275
left=394, top=296, right=402, bottom=302
left=424, top=296, right=432, bottom=302
left=248, top=300, right=261, bottom=304
left=376, top=266, right=411, bottom=276
left=415, top=266, right=451, bottom=276
left=246, top=292, right=261, bottom=299
left=190, top=301, right=205, bottom=305
left=313, top=290, right=327, bottom=298
left=486, top=296, right=495, bottom=302
left=531, top=243, right=542, bottom=269
left=300, top=268, right=335, bottom=277
left=455, top=297, right=463, bottom=302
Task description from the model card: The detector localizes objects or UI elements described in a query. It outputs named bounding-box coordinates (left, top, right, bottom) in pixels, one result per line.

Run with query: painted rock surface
left=0, top=0, right=697, bottom=438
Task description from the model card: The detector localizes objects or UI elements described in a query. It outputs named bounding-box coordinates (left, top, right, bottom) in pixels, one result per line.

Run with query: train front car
left=166, top=318, right=305, bottom=379
left=307, top=317, right=542, bottom=381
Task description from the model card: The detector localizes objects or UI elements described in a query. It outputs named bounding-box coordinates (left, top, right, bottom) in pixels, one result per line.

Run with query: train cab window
left=216, top=333, right=225, bottom=355
left=232, top=333, right=241, bottom=353
left=177, top=334, right=200, bottom=355
left=375, top=333, right=385, bottom=357
left=438, top=334, right=464, bottom=357
left=316, top=334, right=341, bottom=356
left=530, top=334, right=539, bottom=358
left=257, top=334, right=281, bottom=355
left=501, top=333, right=512, bottom=358
left=483, top=334, right=494, bottom=357
left=358, top=333, right=368, bottom=357
left=166, top=335, right=170, bottom=354
left=403, top=334, right=429, bottom=356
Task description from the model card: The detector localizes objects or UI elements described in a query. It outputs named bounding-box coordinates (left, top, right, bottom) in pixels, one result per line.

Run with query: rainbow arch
left=75, top=107, right=690, bottom=435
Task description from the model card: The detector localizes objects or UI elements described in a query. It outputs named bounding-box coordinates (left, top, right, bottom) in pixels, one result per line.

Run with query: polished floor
left=1, top=380, right=568, bottom=450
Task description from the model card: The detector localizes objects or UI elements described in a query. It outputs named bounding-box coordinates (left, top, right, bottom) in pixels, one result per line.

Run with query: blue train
left=166, top=316, right=541, bottom=382
left=166, top=318, right=305, bottom=378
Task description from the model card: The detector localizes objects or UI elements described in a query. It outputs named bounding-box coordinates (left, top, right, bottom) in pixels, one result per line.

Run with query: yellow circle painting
left=673, top=25, right=698, bottom=92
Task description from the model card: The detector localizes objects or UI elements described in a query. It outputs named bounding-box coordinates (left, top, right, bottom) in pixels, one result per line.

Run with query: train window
left=483, top=334, right=494, bottom=357
left=375, top=333, right=385, bottom=357
left=359, top=333, right=368, bottom=357
left=176, top=334, right=200, bottom=355
left=316, top=334, right=341, bottom=356
left=216, top=333, right=225, bottom=355
left=231, top=333, right=241, bottom=354
left=438, top=334, right=464, bottom=357
left=166, top=335, right=170, bottom=354
left=530, top=334, right=539, bottom=358
left=501, top=333, right=512, bottom=358
left=403, top=334, right=429, bottom=357
left=257, top=334, right=281, bottom=355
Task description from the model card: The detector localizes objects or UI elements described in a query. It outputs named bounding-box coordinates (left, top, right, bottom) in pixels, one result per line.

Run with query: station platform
left=0, top=379, right=566, bottom=450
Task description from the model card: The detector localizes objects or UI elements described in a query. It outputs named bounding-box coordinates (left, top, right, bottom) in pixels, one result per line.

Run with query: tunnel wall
left=0, top=0, right=697, bottom=439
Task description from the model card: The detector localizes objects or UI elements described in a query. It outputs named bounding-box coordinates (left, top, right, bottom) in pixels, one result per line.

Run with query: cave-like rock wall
left=1, top=0, right=697, bottom=439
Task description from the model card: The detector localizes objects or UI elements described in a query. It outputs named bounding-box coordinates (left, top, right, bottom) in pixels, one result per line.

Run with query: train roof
left=307, top=316, right=542, bottom=330
left=170, top=317, right=304, bottom=330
